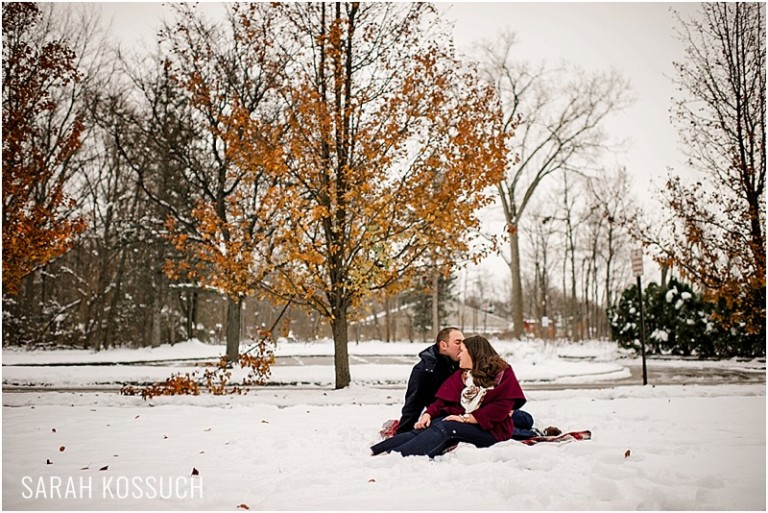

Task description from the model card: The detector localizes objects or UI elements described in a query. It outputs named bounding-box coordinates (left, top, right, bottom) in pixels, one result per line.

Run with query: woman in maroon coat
left=371, top=335, right=526, bottom=457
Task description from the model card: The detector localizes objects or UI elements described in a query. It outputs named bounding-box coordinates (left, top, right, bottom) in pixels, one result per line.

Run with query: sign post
left=630, top=249, right=648, bottom=385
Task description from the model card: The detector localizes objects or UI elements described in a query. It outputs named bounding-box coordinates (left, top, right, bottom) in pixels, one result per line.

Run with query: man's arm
left=397, top=363, right=430, bottom=433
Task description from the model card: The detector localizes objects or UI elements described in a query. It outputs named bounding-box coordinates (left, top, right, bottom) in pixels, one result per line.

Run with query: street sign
left=631, top=247, right=649, bottom=385
left=631, top=249, right=644, bottom=277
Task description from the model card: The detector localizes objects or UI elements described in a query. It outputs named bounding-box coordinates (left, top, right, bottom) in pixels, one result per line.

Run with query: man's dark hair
left=436, top=327, right=460, bottom=344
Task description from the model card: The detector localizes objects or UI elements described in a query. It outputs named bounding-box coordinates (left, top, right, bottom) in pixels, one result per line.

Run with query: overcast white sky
left=90, top=1, right=699, bottom=187
left=435, top=2, right=703, bottom=294
left=444, top=2, right=699, bottom=185
left=83, top=1, right=702, bottom=298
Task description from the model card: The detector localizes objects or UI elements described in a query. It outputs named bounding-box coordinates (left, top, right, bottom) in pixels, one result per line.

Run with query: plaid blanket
left=380, top=419, right=400, bottom=439
left=519, top=430, right=592, bottom=446
left=380, top=419, right=590, bottom=447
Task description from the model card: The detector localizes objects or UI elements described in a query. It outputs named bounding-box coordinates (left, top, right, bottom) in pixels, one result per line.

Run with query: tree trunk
left=603, top=228, right=615, bottom=338
left=103, top=246, right=127, bottom=350
left=605, top=223, right=614, bottom=308
left=225, top=296, right=241, bottom=363
left=432, top=268, right=439, bottom=338
left=533, top=261, right=540, bottom=337
left=370, top=301, right=382, bottom=340
left=508, top=227, right=525, bottom=338
left=185, top=289, right=198, bottom=341
left=150, top=297, right=162, bottom=348
left=103, top=181, right=141, bottom=350
left=331, top=306, right=351, bottom=389
left=563, top=174, right=578, bottom=341
left=570, top=254, right=578, bottom=341
left=384, top=293, right=391, bottom=342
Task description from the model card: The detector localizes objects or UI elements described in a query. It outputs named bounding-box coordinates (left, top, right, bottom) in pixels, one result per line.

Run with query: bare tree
left=108, top=41, right=205, bottom=349
left=522, top=203, right=558, bottom=337
left=587, top=167, right=635, bottom=304
left=556, top=166, right=637, bottom=338
left=560, top=171, right=583, bottom=339
left=479, top=31, right=632, bottom=337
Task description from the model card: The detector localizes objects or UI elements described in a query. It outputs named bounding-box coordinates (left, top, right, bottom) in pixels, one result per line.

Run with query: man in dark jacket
left=396, top=327, right=463, bottom=434
left=394, top=327, right=539, bottom=439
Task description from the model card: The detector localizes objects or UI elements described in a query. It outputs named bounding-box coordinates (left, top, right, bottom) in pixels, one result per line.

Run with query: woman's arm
left=424, top=396, right=451, bottom=419
left=470, top=369, right=525, bottom=430
left=470, top=398, right=517, bottom=430
left=444, top=413, right=477, bottom=424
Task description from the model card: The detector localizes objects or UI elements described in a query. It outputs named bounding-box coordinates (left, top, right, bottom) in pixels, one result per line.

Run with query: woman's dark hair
left=463, top=335, right=509, bottom=388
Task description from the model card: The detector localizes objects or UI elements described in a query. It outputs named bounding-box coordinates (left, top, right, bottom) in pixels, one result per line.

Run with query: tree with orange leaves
left=228, top=3, right=508, bottom=388
left=155, top=3, right=284, bottom=362
left=2, top=2, right=86, bottom=296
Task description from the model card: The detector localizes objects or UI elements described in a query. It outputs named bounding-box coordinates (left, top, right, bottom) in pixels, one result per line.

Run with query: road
left=1, top=355, right=763, bottom=393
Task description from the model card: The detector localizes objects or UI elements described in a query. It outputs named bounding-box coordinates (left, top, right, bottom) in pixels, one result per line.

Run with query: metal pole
left=636, top=275, right=648, bottom=385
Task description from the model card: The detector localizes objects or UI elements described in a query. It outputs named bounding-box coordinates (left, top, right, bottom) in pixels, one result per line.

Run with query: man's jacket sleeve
left=397, top=362, right=430, bottom=433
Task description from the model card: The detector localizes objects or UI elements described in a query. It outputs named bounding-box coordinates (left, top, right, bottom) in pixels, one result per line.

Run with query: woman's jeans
left=371, top=417, right=498, bottom=458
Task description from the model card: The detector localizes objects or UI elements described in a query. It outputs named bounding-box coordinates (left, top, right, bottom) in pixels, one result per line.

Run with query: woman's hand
left=445, top=414, right=475, bottom=424
left=414, top=413, right=431, bottom=429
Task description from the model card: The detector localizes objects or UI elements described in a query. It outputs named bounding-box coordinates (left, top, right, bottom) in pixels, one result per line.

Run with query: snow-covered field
left=2, top=339, right=766, bottom=510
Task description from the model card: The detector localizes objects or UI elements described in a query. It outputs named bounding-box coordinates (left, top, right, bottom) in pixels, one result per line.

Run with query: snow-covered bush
left=606, top=283, right=648, bottom=353
left=606, top=277, right=761, bottom=358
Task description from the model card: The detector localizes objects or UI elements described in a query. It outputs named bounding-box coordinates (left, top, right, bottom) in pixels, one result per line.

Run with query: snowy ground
left=2, top=338, right=766, bottom=510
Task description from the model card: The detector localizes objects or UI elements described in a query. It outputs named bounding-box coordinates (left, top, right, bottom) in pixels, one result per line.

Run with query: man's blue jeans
left=371, top=417, right=498, bottom=458
left=511, top=410, right=537, bottom=440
